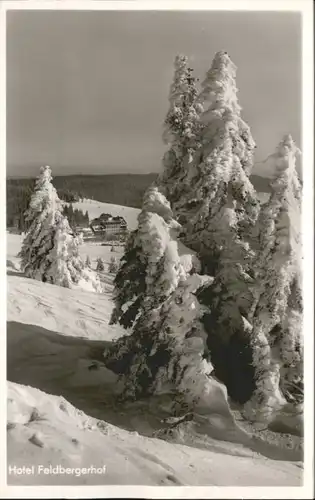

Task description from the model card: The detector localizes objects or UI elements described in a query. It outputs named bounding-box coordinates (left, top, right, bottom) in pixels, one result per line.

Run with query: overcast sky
left=7, top=10, right=301, bottom=177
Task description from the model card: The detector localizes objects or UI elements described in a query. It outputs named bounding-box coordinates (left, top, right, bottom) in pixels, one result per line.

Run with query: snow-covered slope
left=69, top=199, right=140, bottom=230
left=7, top=382, right=302, bottom=487
left=6, top=227, right=303, bottom=487
left=7, top=229, right=124, bottom=340
left=7, top=232, right=124, bottom=279
left=7, top=274, right=124, bottom=341
left=7, top=233, right=25, bottom=271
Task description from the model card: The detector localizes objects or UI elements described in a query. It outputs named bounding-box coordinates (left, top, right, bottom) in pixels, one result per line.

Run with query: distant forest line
left=6, top=173, right=271, bottom=231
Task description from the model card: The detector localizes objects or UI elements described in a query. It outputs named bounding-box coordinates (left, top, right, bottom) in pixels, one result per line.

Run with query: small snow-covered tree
left=157, top=55, right=202, bottom=204
left=44, top=217, right=85, bottom=287
left=67, top=203, right=75, bottom=229
left=96, top=257, right=105, bottom=272
left=19, top=166, right=97, bottom=290
left=85, top=255, right=92, bottom=268
left=19, top=166, right=64, bottom=280
left=243, top=135, right=303, bottom=421
left=108, top=256, right=119, bottom=274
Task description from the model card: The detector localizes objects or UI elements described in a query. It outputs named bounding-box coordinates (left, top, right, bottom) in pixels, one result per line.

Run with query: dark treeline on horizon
left=6, top=173, right=158, bottom=231
left=6, top=172, right=271, bottom=232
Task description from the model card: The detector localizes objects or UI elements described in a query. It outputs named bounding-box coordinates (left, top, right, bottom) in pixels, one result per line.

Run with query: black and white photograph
left=2, top=1, right=314, bottom=497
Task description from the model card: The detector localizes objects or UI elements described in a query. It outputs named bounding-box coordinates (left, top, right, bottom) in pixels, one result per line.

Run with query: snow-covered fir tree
left=105, top=186, right=216, bottom=406
left=175, top=51, right=259, bottom=252
left=44, top=217, right=86, bottom=288
left=107, top=52, right=259, bottom=409
left=109, top=232, right=146, bottom=329
left=19, top=166, right=101, bottom=291
left=105, top=53, right=303, bottom=422
left=109, top=186, right=189, bottom=328
left=157, top=55, right=202, bottom=204
left=96, top=257, right=105, bottom=272
left=165, top=52, right=260, bottom=403
left=108, top=256, right=119, bottom=274
left=243, top=134, right=303, bottom=421
left=105, top=272, right=215, bottom=406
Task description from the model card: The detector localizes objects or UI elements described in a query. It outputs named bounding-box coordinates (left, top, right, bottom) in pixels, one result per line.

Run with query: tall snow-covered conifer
left=168, top=52, right=260, bottom=405
left=243, top=135, right=303, bottom=420
left=158, top=55, right=202, bottom=204
left=105, top=54, right=302, bottom=422
left=107, top=52, right=259, bottom=409
left=176, top=51, right=259, bottom=254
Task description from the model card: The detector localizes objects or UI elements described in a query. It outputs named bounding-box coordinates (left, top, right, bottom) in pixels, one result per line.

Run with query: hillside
left=70, top=199, right=140, bottom=231
left=6, top=233, right=303, bottom=487
left=7, top=381, right=302, bottom=487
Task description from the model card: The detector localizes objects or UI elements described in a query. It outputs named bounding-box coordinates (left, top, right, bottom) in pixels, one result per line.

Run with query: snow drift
left=7, top=381, right=302, bottom=486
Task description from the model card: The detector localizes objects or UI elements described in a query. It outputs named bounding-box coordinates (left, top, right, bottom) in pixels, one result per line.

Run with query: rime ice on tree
left=244, top=135, right=303, bottom=421
left=105, top=186, right=215, bottom=406
left=105, top=54, right=303, bottom=424
left=19, top=166, right=101, bottom=292
left=177, top=51, right=259, bottom=251
left=172, top=52, right=261, bottom=404
left=110, top=186, right=186, bottom=329
left=158, top=55, right=202, bottom=204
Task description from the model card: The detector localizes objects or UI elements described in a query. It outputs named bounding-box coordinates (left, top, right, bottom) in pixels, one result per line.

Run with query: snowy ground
left=79, top=241, right=123, bottom=270
left=7, top=381, right=302, bottom=487
left=7, top=232, right=124, bottom=277
left=6, top=227, right=303, bottom=487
